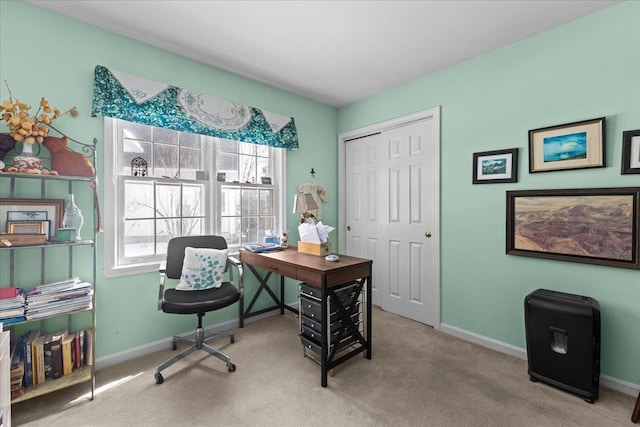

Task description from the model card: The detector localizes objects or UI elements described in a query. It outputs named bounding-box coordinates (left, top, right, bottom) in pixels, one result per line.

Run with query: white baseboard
left=440, top=323, right=639, bottom=397
left=95, top=308, right=287, bottom=371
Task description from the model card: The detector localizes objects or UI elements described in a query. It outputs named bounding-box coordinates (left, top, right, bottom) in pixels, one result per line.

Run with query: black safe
left=524, top=289, right=601, bottom=403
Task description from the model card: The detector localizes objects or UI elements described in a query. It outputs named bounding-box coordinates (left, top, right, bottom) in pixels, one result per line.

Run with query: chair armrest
left=226, top=255, right=244, bottom=297
left=158, top=261, right=167, bottom=311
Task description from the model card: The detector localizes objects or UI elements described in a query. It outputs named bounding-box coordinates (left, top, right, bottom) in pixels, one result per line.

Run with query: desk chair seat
left=155, top=235, right=243, bottom=384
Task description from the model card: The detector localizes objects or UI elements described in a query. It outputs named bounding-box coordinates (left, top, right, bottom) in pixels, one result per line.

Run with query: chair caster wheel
left=155, top=373, right=164, bottom=384
left=584, top=398, right=594, bottom=404
left=529, top=376, right=538, bottom=382
left=227, top=362, right=236, bottom=372
left=172, top=341, right=177, bottom=351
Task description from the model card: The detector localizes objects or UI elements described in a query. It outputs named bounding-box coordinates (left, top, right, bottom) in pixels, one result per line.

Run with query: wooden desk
left=239, top=247, right=372, bottom=387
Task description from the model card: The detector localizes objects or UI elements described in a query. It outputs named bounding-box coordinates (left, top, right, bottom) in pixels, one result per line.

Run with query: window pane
left=221, top=217, right=241, bottom=244
left=122, top=121, right=151, bottom=140
left=124, top=180, right=155, bottom=218
left=156, top=183, right=180, bottom=218
left=182, top=218, right=204, bottom=236
left=218, top=152, right=238, bottom=173
left=218, top=138, right=237, bottom=153
left=256, top=145, right=269, bottom=157
left=239, top=142, right=255, bottom=155
left=124, top=219, right=155, bottom=258
left=239, top=154, right=256, bottom=183
left=259, top=188, right=274, bottom=215
left=122, top=139, right=151, bottom=176
left=221, top=187, right=241, bottom=216
left=180, top=147, right=202, bottom=179
left=241, top=217, right=258, bottom=245
left=154, top=127, right=178, bottom=145
left=182, top=184, right=204, bottom=217
left=154, top=144, right=178, bottom=178
left=242, top=188, right=258, bottom=216
left=157, top=218, right=180, bottom=245
left=258, top=157, right=272, bottom=182
left=259, top=216, right=275, bottom=237
left=180, top=132, right=200, bottom=148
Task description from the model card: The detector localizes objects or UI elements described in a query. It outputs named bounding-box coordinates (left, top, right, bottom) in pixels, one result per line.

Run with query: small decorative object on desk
left=62, top=194, right=83, bottom=240
left=280, top=230, right=288, bottom=248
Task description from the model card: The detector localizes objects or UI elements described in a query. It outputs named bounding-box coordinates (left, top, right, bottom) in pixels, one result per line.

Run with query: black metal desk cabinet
left=524, top=289, right=601, bottom=403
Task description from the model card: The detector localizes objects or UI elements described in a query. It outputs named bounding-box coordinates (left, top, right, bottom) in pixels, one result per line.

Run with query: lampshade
left=293, top=193, right=318, bottom=213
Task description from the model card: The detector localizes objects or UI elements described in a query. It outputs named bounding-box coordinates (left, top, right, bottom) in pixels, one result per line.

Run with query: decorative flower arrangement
left=0, top=81, right=77, bottom=144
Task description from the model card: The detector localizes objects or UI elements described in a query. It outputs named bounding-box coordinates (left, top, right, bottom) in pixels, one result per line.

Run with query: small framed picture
left=621, top=129, right=640, bottom=174
left=7, top=220, right=50, bottom=238
left=1, top=199, right=63, bottom=238
left=260, top=177, right=272, bottom=184
left=472, top=148, right=518, bottom=184
left=217, top=172, right=226, bottom=182
left=529, top=117, right=605, bottom=173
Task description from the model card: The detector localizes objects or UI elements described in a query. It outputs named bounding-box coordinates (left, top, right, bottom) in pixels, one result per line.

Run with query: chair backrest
left=165, top=235, right=228, bottom=279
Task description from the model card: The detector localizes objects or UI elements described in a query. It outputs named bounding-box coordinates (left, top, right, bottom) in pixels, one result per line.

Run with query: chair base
left=155, top=314, right=236, bottom=384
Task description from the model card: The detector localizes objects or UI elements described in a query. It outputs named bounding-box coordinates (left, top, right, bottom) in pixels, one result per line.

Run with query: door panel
left=345, top=117, right=438, bottom=326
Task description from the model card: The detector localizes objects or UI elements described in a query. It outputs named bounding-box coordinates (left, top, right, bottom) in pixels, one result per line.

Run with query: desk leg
left=320, top=278, right=328, bottom=388
left=632, top=390, right=640, bottom=423
left=280, top=275, right=285, bottom=315
left=366, top=273, right=372, bottom=360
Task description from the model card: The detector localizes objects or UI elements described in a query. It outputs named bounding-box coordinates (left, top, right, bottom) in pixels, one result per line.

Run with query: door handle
left=425, top=231, right=432, bottom=238
left=347, top=226, right=351, bottom=231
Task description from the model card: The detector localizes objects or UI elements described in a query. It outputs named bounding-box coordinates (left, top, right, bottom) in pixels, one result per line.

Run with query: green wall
left=1, top=0, right=638, bottom=388
left=0, top=1, right=337, bottom=358
left=339, top=2, right=639, bottom=386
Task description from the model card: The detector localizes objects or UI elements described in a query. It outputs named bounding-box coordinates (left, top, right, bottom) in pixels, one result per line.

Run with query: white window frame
left=103, top=117, right=287, bottom=278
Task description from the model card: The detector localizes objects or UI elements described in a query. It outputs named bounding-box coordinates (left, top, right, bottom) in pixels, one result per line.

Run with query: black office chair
left=154, top=235, right=243, bottom=384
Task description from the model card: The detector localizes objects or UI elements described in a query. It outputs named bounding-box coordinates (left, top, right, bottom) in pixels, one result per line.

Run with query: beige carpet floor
left=11, top=307, right=637, bottom=426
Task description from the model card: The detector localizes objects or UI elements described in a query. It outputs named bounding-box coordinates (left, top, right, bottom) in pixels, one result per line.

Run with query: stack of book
left=25, top=278, right=93, bottom=320
left=0, top=287, right=26, bottom=325
left=10, top=328, right=93, bottom=395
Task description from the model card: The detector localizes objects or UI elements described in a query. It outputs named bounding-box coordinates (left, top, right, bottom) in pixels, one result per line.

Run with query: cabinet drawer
left=300, top=334, right=322, bottom=356
left=301, top=325, right=322, bottom=343
left=249, top=256, right=298, bottom=278
left=300, top=295, right=361, bottom=323
left=301, top=314, right=323, bottom=334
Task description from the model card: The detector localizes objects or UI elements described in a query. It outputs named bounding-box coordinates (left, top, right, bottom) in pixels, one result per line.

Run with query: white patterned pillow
left=176, top=247, right=228, bottom=291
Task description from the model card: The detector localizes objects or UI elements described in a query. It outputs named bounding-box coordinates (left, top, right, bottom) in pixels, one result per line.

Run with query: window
left=104, top=117, right=286, bottom=277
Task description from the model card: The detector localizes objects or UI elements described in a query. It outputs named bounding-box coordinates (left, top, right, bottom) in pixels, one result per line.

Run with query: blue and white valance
left=91, top=65, right=298, bottom=150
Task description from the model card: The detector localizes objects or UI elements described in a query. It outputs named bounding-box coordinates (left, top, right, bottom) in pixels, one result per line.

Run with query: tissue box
left=297, top=241, right=331, bottom=256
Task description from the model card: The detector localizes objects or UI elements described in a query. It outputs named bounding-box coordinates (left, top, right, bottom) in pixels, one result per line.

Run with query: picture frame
left=7, top=220, right=50, bottom=238
left=621, top=129, right=640, bottom=174
left=217, top=172, right=226, bottom=182
left=0, top=199, right=64, bottom=239
left=472, top=148, right=518, bottom=184
left=529, top=117, right=605, bottom=173
left=506, top=187, right=640, bottom=270
left=260, top=177, right=272, bottom=184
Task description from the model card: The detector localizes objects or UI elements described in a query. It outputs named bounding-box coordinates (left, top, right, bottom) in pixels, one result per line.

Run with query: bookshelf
left=0, top=138, right=97, bottom=404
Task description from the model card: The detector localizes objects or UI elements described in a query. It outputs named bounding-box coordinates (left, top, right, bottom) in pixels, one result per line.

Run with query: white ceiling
left=28, top=0, right=620, bottom=107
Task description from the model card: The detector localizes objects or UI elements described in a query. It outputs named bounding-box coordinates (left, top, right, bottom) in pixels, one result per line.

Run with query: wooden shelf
left=11, top=365, right=93, bottom=403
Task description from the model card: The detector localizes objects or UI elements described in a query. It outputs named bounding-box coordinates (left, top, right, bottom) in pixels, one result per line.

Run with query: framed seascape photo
left=529, top=117, right=605, bottom=173
left=472, top=148, right=518, bottom=184
left=506, top=187, right=640, bottom=270
left=0, top=199, right=64, bottom=239
left=621, top=129, right=640, bottom=174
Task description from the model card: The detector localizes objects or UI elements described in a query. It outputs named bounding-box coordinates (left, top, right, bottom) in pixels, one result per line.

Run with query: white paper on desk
left=316, top=221, right=328, bottom=243
left=298, top=223, right=321, bottom=243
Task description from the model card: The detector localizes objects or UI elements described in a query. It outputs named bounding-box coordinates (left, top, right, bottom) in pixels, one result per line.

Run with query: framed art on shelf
left=529, top=117, right=605, bottom=173
left=472, top=148, right=518, bottom=184
left=621, top=129, right=640, bottom=174
left=506, top=187, right=640, bottom=270
left=7, top=220, right=50, bottom=236
left=0, top=199, right=64, bottom=239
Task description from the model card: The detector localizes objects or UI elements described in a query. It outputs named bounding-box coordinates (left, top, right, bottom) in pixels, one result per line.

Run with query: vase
left=12, top=141, right=43, bottom=170
left=62, top=194, right=84, bottom=241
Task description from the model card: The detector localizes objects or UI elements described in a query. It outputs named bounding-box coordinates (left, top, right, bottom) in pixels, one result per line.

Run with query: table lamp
left=293, top=193, right=318, bottom=224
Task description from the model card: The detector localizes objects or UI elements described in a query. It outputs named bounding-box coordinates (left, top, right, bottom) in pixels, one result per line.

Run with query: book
left=49, top=332, right=64, bottom=379
left=10, top=340, right=24, bottom=397
left=33, top=333, right=46, bottom=384
left=75, top=329, right=84, bottom=368
left=61, top=331, right=75, bottom=375
left=43, top=334, right=53, bottom=380
left=21, top=330, right=38, bottom=388
left=242, top=243, right=283, bottom=253
left=84, top=328, right=94, bottom=366
left=0, top=287, right=20, bottom=299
